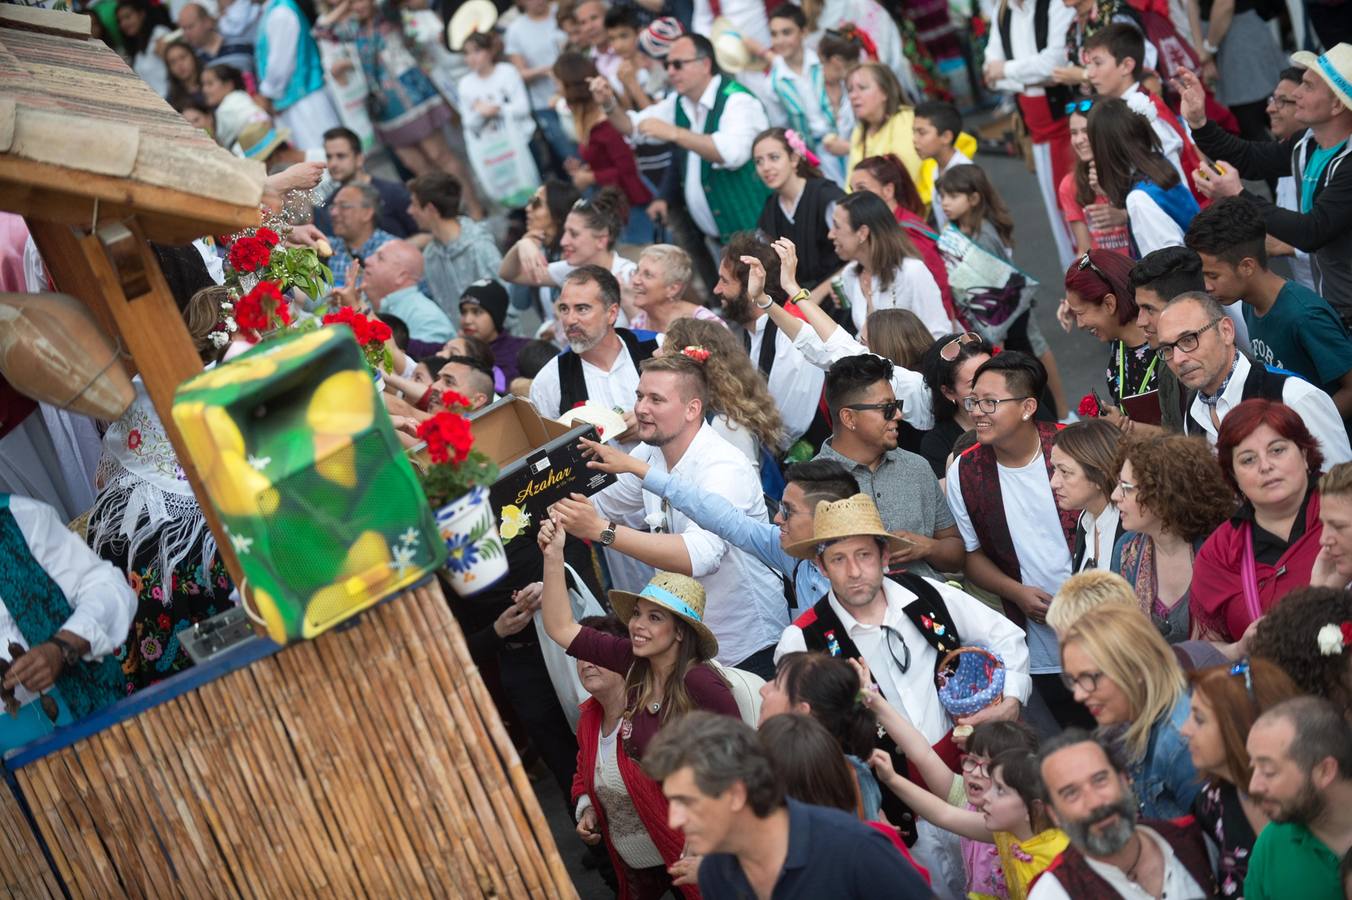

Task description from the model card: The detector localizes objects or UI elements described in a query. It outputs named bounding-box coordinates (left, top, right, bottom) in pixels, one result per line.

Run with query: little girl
left=1058, top=99, right=1131, bottom=257
left=1087, top=96, right=1200, bottom=258
left=937, top=163, right=1069, bottom=420
left=457, top=31, right=540, bottom=208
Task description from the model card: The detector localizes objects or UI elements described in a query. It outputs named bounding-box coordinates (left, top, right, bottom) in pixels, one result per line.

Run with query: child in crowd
left=1058, top=99, right=1131, bottom=256
left=912, top=100, right=972, bottom=230
left=575, top=0, right=620, bottom=90
left=767, top=4, right=845, bottom=185
left=938, top=164, right=1069, bottom=419
left=754, top=127, right=846, bottom=293
left=505, top=0, right=573, bottom=177
left=814, top=28, right=860, bottom=164
left=605, top=7, right=662, bottom=111
left=1087, top=97, right=1199, bottom=258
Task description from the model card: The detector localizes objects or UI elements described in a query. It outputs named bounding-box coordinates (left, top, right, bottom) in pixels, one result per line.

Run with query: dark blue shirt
left=697, top=798, right=935, bottom=900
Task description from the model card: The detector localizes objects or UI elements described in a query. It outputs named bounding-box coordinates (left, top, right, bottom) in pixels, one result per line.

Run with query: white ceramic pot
left=434, top=484, right=507, bottom=595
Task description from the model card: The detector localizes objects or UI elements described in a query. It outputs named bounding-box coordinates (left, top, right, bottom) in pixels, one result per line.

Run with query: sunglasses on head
left=1077, top=251, right=1110, bottom=284
left=939, top=331, right=982, bottom=361
left=1065, top=98, right=1095, bottom=115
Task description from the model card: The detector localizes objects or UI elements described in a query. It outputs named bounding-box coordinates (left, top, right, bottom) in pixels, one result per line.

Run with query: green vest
left=673, top=77, right=772, bottom=243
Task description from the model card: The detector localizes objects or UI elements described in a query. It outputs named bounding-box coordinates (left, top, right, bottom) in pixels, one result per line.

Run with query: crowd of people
left=6, top=0, right=1352, bottom=896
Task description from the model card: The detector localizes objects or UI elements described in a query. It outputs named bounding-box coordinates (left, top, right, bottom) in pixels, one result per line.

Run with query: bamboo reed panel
left=9, top=580, right=578, bottom=898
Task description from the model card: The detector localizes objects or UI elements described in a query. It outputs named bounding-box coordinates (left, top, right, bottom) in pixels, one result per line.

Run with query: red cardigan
left=1189, top=491, right=1324, bottom=642
left=571, top=699, right=699, bottom=898
left=580, top=120, right=653, bottom=207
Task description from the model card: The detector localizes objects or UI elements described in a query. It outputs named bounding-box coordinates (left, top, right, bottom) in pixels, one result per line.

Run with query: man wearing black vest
left=527, top=265, right=659, bottom=437
left=1155, top=291, right=1351, bottom=464
left=1030, top=729, right=1214, bottom=899
left=774, top=493, right=1031, bottom=898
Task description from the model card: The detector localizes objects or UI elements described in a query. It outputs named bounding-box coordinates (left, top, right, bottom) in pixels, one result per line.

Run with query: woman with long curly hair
left=1109, top=433, right=1235, bottom=643
left=1250, top=586, right=1352, bottom=718
left=662, top=317, right=785, bottom=461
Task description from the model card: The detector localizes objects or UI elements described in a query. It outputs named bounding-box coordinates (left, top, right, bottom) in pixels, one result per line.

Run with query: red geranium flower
left=256, top=227, right=280, bottom=248
left=1077, top=393, right=1100, bottom=418
left=127, top=429, right=142, bottom=450
left=440, top=390, right=472, bottom=411
left=228, top=236, right=271, bottom=273
left=235, top=281, right=287, bottom=336
left=368, top=319, right=393, bottom=343
left=416, top=411, right=474, bottom=465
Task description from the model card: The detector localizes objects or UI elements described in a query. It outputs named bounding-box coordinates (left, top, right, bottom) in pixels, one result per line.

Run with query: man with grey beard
left=1030, top=730, right=1215, bottom=899
left=527, top=265, right=659, bottom=437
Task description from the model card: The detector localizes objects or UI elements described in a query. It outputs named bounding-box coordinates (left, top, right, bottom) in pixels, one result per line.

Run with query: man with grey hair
left=643, top=712, right=933, bottom=898
left=1243, top=696, right=1352, bottom=900
left=527, top=265, right=659, bottom=424
left=1154, top=290, right=1351, bottom=463
left=1030, top=728, right=1214, bottom=899
left=177, top=1, right=254, bottom=71
left=326, top=183, right=397, bottom=289
left=629, top=244, right=722, bottom=333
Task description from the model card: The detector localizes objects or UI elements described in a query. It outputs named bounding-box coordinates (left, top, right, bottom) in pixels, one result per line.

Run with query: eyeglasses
left=939, top=331, right=982, bottom=361
left=963, top=396, right=1028, bottom=414
left=844, top=399, right=902, bottom=419
left=332, top=202, right=366, bottom=211
left=664, top=54, right=705, bottom=71
left=1267, top=94, right=1296, bottom=108
left=961, top=755, right=989, bottom=776
left=880, top=624, right=911, bottom=674
left=1065, top=98, right=1095, bottom=115
left=1115, top=479, right=1137, bottom=496
left=1060, top=670, right=1107, bottom=694
left=1155, top=317, right=1224, bottom=361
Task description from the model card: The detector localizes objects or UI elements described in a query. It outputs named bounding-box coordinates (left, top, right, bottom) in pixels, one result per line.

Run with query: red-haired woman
left=847, top=153, right=955, bottom=325
left=1191, top=399, right=1328, bottom=647
left=1062, top=249, right=1156, bottom=419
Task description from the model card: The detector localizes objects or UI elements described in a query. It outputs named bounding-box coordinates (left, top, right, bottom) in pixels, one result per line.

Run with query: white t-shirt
left=546, top=255, right=637, bottom=291
left=843, top=258, right=951, bottom=339
left=946, top=450, right=1071, bottom=672
left=504, top=10, right=568, bottom=109
left=458, top=62, right=537, bottom=136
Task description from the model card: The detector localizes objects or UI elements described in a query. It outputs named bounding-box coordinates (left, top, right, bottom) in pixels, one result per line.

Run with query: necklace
left=1122, top=832, right=1145, bottom=881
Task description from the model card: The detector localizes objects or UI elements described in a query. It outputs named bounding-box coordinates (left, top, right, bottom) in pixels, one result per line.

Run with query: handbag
left=465, top=113, right=542, bottom=208
left=533, top=563, right=606, bottom=733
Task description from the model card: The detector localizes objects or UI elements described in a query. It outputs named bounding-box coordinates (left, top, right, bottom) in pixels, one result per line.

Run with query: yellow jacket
left=847, top=110, right=979, bottom=205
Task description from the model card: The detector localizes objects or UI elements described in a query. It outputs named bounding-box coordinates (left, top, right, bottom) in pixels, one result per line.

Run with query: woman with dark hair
left=1058, top=100, right=1131, bottom=256
left=200, top=64, right=268, bottom=150
left=163, top=39, right=205, bottom=110
left=505, top=179, right=583, bottom=323
left=754, top=128, right=846, bottom=295
left=116, top=0, right=174, bottom=97
left=1179, top=658, right=1302, bottom=895
left=554, top=51, right=653, bottom=243
left=1111, top=433, right=1235, bottom=642
left=759, top=652, right=884, bottom=826
left=1062, top=249, right=1156, bottom=411
left=918, top=331, right=993, bottom=479
left=1250, top=586, right=1352, bottom=717
left=1087, top=98, right=1200, bottom=258
left=1051, top=419, right=1124, bottom=573
left=1191, top=399, right=1328, bottom=646
left=830, top=191, right=948, bottom=339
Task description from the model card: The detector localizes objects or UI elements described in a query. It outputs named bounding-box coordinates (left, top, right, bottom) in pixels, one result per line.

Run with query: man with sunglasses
left=1155, top=291, right=1350, bottom=463
left=814, top=354, right=965, bottom=582
left=592, top=33, right=770, bottom=251
left=1264, top=67, right=1317, bottom=290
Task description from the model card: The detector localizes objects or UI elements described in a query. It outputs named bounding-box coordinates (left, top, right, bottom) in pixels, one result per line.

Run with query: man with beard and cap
left=1243, top=696, right=1352, bottom=900
left=1030, top=729, right=1215, bottom=899
left=459, top=280, right=531, bottom=386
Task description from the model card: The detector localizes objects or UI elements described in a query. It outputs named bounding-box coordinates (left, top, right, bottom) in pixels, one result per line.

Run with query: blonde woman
left=663, top=317, right=785, bottom=462
left=1312, top=461, right=1352, bottom=589
left=1059, top=605, right=1200, bottom=818
left=844, top=62, right=921, bottom=187
left=1045, top=570, right=1136, bottom=636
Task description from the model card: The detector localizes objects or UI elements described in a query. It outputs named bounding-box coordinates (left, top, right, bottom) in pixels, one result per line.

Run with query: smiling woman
left=1063, top=250, right=1156, bottom=409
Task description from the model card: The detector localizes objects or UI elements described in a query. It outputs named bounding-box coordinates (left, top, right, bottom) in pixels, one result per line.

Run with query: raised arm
left=537, top=514, right=582, bottom=649
left=500, top=234, right=555, bottom=287
left=869, top=750, right=993, bottom=842
left=851, top=658, right=959, bottom=800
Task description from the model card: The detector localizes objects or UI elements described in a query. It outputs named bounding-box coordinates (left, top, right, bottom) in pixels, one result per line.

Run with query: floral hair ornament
left=1123, top=90, right=1158, bottom=124
left=827, top=22, right=878, bottom=60
left=1317, top=621, right=1352, bottom=656
left=680, top=345, right=710, bottom=363
left=783, top=129, right=822, bottom=168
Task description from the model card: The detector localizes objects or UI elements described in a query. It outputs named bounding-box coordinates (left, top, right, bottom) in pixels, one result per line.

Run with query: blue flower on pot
left=443, top=532, right=480, bottom=573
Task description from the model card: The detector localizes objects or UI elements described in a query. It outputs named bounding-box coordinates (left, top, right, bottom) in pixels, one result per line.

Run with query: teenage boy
left=767, top=5, right=841, bottom=183
left=505, top=0, right=573, bottom=173
left=1128, top=246, right=1207, bottom=431
left=459, top=279, right=532, bottom=385
left=606, top=7, right=661, bottom=111
left=1184, top=196, right=1352, bottom=415
left=913, top=101, right=971, bottom=229
left=1082, top=24, right=1201, bottom=194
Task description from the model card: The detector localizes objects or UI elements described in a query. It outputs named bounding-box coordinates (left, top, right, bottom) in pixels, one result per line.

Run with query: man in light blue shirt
left=362, top=240, right=456, bottom=345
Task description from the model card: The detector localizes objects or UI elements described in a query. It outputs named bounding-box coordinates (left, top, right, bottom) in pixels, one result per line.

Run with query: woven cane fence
left=0, top=580, right=575, bottom=898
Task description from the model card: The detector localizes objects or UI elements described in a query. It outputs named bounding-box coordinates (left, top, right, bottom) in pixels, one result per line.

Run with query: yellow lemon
left=249, top=585, right=290, bottom=644
left=500, top=504, right=530, bottom=542
left=202, top=404, right=246, bottom=456
left=306, top=370, right=374, bottom=436
left=186, top=355, right=278, bottom=391
left=341, top=530, right=392, bottom=578
left=172, top=401, right=221, bottom=482
left=314, top=435, right=356, bottom=487
left=209, top=451, right=279, bottom=517
left=264, top=328, right=334, bottom=365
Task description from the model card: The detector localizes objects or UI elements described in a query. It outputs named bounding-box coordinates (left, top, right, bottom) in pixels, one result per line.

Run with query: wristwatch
left=598, top=520, right=619, bottom=546
left=47, top=634, right=81, bottom=667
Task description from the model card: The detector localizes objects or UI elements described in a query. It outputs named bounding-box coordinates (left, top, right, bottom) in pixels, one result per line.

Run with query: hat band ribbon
left=639, top=583, right=703, bottom=624
left=245, top=127, right=282, bottom=159
left=1317, top=54, right=1352, bottom=100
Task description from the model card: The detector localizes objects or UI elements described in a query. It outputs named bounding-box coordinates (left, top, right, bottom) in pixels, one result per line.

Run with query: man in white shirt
left=1031, top=729, right=1212, bottom=899
left=593, top=34, right=770, bottom=250
left=253, top=0, right=341, bottom=151
left=1156, top=291, right=1352, bottom=463
left=551, top=354, right=789, bottom=677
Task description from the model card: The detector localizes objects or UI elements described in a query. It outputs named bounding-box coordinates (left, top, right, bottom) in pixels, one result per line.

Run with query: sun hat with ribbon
left=235, top=119, right=291, bottom=161
left=710, top=17, right=754, bottom=73
left=1291, top=43, right=1352, bottom=110
left=609, top=571, right=718, bottom=659
left=784, top=493, right=912, bottom=559
left=447, top=0, right=498, bottom=52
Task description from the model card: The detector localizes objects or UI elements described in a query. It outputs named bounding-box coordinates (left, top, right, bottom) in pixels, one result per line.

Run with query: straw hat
left=784, top=493, right=911, bottom=559
left=710, top=17, right=754, bottom=73
left=447, top=0, right=498, bottom=51
left=1291, top=43, right=1352, bottom=110
left=609, top=571, right=719, bottom=659
left=236, top=120, right=291, bottom=161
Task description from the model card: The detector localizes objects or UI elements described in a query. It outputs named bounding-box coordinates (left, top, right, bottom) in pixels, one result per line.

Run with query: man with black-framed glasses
left=1156, top=291, right=1350, bottom=463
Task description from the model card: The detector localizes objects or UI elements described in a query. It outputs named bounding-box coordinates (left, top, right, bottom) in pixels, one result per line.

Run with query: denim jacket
left=1130, top=690, right=1201, bottom=819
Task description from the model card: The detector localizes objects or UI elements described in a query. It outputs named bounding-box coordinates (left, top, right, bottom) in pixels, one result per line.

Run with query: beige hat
left=784, top=493, right=911, bottom=560
left=236, top=119, right=291, bottom=161
left=609, top=571, right=718, bottom=659
left=1290, top=43, right=1352, bottom=110
left=447, top=0, right=498, bottom=52
left=710, top=17, right=754, bottom=73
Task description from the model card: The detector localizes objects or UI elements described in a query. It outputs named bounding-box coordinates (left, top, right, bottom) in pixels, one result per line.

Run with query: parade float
left=0, top=6, right=579, bottom=895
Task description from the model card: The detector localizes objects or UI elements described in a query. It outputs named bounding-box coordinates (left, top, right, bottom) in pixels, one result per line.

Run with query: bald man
left=363, top=240, right=456, bottom=345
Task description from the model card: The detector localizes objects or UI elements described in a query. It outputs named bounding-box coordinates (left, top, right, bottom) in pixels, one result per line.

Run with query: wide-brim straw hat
left=784, top=493, right=912, bottom=560
left=610, top=571, right=719, bottom=659
left=1291, top=43, right=1352, bottom=110
left=710, top=17, right=753, bottom=73
left=447, top=0, right=498, bottom=51
left=236, top=120, right=291, bottom=161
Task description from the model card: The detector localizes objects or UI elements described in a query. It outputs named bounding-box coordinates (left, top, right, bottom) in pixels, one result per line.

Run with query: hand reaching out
left=579, top=436, right=650, bottom=479
left=1172, top=68, right=1208, bottom=130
